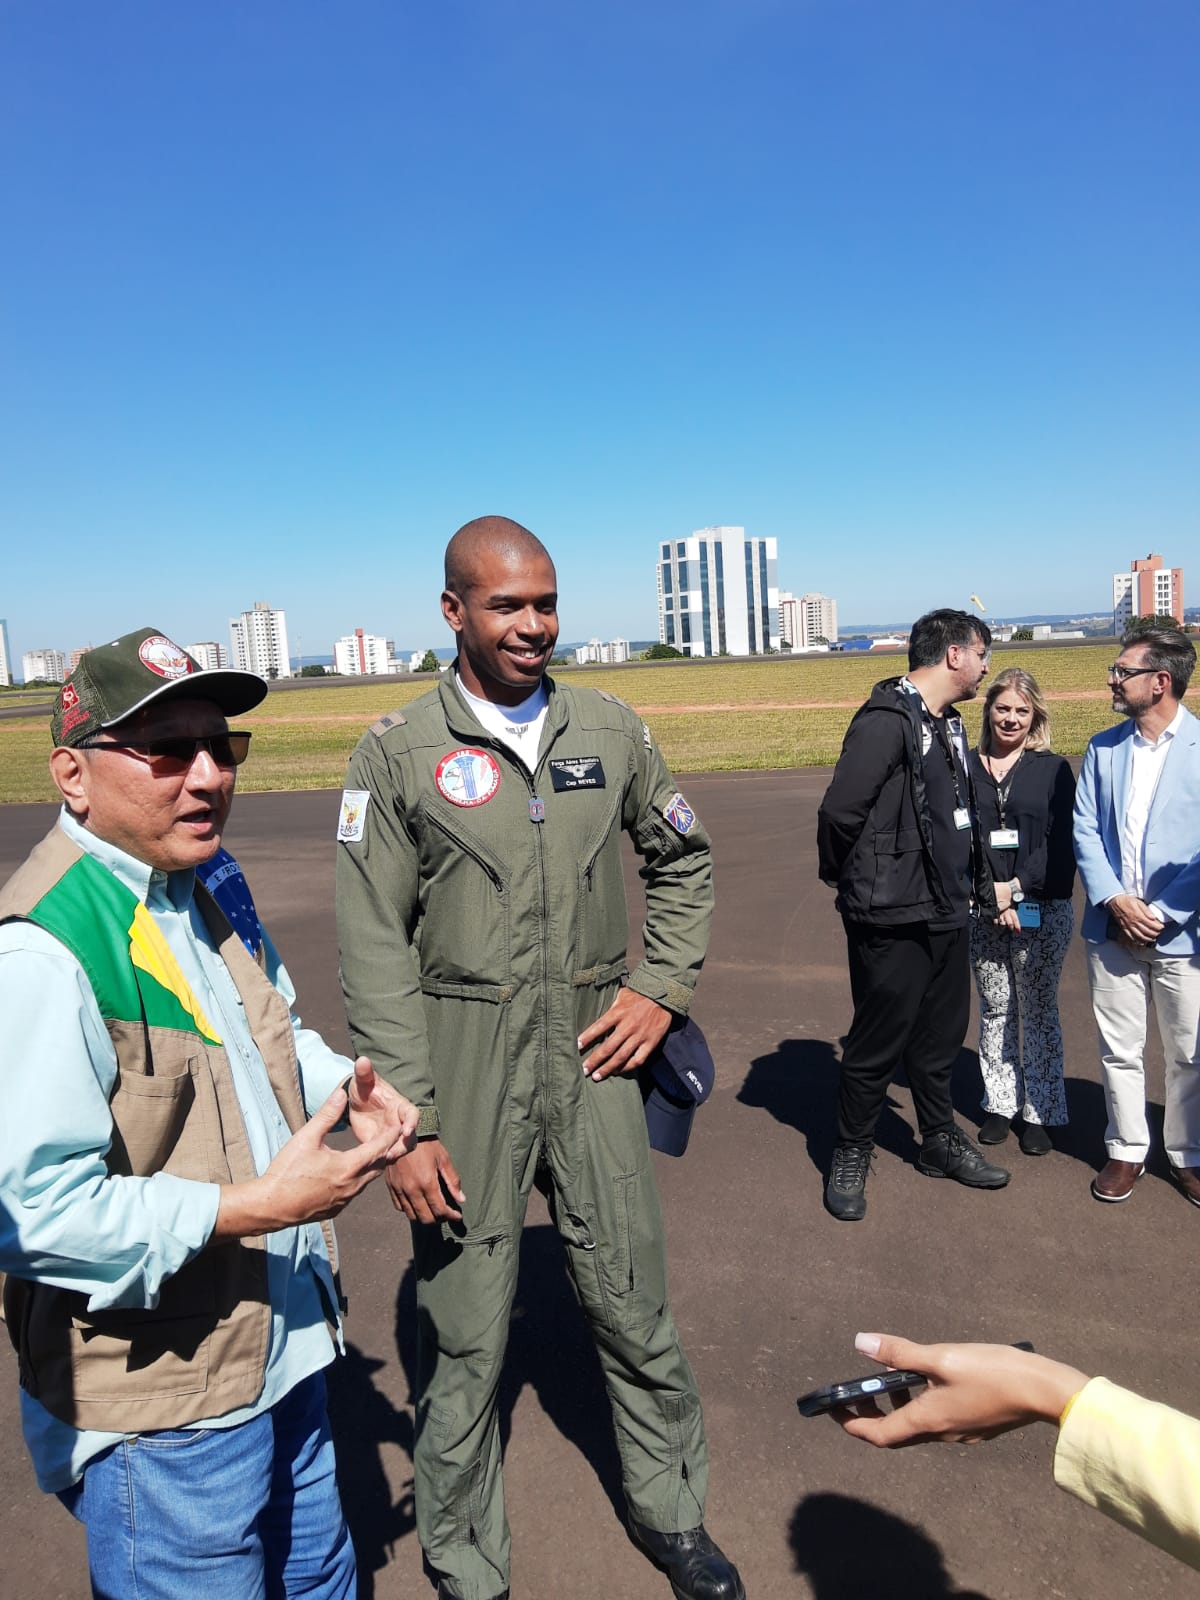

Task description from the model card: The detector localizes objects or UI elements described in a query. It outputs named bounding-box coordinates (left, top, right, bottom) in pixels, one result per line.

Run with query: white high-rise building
left=333, top=629, right=398, bottom=676
left=779, top=591, right=837, bottom=649
left=0, top=619, right=11, bottom=687
left=23, top=647, right=67, bottom=683
left=230, top=602, right=292, bottom=679
left=575, top=638, right=630, bottom=665
left=656, top=527, right=779, bottom=657
left=187, top=641, right=229, bottom=672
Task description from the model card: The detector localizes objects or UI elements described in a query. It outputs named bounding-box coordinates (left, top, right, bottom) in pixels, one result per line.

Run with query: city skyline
left=2, top=3, right=1196, bottom=664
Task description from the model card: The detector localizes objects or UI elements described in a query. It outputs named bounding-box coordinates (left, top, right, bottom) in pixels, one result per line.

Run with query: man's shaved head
left=444, top=517, right=553, bottom=596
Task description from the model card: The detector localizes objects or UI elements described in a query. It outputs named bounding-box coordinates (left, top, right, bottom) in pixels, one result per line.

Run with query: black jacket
left=969, top=748, right=1077, bottom=902
left=817, top=678, right=997, bottom=926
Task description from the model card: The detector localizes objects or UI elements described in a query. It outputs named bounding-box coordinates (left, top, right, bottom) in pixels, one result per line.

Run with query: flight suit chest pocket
left=414, top=801, right=512, bottom=985
left=574, top=793, right=626, bottom=970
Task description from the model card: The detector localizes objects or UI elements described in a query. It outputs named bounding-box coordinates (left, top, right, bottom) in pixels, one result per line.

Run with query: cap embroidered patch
left=337, top=790, right=370, bottom=842
left=137, top=635, right=194, bottom=679
left=436, top=748, right=502, bottom=808
left=642, top=722, right=652, bottom=749
left=662, top=792, right=696, bottom=835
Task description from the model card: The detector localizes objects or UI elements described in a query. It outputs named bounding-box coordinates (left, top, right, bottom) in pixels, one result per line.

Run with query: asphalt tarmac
left=1, top=774, right=1196, bottom=1600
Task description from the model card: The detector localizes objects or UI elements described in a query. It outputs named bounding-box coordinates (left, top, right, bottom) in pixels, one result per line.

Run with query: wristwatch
left=1009, top=881, right=1024, bottom=904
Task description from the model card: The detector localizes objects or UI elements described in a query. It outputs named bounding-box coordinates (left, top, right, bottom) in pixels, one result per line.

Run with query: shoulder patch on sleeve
left=370, top=711, right=408, bottom=738
left=337, top=790, right=371, bottom=843
left=661, top=792, right=698, bottom=835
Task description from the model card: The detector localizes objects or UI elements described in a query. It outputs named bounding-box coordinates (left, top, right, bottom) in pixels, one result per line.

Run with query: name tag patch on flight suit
left=436, top=748, right=502, bottom=808
left=662, top=793, right=697, bottom=835
left=548, top=756, right=606, bottom=791
left=337, top=790, right=371, bottom=842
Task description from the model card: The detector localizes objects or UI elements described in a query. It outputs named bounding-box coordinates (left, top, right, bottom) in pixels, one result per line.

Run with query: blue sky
left=2, top=0, right=1196, bottom=662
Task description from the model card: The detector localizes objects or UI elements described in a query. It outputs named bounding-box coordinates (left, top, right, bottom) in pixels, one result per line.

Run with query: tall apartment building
left=230, top=601, right=292, bottom=679
left=574, top=637, right=630, bottom=665
left=0, top=619, right=11, bottom=687
left=23, top=647, right=67, bottom=683
left=68, top=646, right=92, bottom=672
left=186, top=641, right=230, bottom=672
left=1113, top=553, right=1184, bottom=631
left=333, top=628, right=398, bottom=676
left=656, top=526, right=779, bottom=657
left=779, top=591, right=837, bottom=649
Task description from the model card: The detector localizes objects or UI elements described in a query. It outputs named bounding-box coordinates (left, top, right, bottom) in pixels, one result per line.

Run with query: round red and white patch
left=435, top=747, right=502, bottom=807
left=138, top=635, right=194, bottom=679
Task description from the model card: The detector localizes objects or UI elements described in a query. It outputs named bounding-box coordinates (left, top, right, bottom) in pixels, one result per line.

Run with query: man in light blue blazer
left=1073, top=625, right=1200, bottom=1206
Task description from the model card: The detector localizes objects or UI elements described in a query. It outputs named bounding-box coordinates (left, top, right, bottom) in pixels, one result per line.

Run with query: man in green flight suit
left=335, top=517, right=743, bottom=1600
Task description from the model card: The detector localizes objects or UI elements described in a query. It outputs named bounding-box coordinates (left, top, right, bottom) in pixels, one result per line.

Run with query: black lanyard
left=983, top=749, right=1024, bottom=828
left=926, top=712, right=966, bottom=811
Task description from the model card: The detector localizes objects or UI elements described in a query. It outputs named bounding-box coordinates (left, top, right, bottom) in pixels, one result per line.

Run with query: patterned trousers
left=969, top=898, right=1074, bottom=1125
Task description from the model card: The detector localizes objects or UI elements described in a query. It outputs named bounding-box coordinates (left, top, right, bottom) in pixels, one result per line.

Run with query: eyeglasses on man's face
left=78, top=732, right=253, bottom=774
left=1107, top=664, right=1161, bottom=683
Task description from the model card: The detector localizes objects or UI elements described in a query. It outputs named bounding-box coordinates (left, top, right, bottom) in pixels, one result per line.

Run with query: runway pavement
left=1, top=774, right=1196, bottom=1600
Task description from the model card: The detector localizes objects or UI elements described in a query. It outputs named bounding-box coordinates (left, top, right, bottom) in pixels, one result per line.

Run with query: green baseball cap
left=52, top=628, right=269, bottom=747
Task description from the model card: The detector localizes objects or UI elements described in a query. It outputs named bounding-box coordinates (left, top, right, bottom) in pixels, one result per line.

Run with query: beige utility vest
left=0, top=825, right=337, bottom=1432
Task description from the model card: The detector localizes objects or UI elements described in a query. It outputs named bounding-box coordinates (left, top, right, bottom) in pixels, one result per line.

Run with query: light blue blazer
left=1072, top=705, right=1200, bottom=954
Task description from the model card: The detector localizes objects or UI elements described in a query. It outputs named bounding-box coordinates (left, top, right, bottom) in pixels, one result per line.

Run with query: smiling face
left=988, top=687, right=1033, bottom=751
left=50, top=697, right=237, bottom=871
left=442, top=545, right=560, bottom=706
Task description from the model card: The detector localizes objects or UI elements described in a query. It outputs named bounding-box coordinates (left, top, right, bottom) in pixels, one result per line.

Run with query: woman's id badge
left=953, top=807, right=971, bottom=831
left=989, top=828, right=1020, bottom=849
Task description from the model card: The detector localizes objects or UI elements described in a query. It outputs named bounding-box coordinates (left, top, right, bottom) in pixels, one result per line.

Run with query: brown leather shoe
left=1168, top=1164, right=1200, bottom=1208
left=1090, top=1158, right=1145, bottom=1202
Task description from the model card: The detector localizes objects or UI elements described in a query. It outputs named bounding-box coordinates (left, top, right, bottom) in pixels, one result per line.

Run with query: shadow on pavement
left=329, top=1221, right=625, bottom=1595
left=789, top=1492, right=993, bottom=1599
left=327, top=1343, right=416, bottom=1598
left=739, top=1038, right=939, bottom=1176
left=739, top=1037, right=1133, bottom=1186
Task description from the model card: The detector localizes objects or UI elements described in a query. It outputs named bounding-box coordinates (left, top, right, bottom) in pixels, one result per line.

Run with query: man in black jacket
left=817, top=610, right=1010, bottom=1220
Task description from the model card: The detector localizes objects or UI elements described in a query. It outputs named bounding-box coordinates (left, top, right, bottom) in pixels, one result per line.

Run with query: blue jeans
left=58, top=1371, right=356, bottom=1600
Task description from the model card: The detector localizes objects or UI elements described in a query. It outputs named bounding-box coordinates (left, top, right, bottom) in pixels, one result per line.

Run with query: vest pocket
left=108, top=1054, right=200, bottom=1177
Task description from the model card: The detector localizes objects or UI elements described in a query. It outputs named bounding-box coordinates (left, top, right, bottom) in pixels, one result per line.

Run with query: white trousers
left=1086, top=940, right=1200, bottom=1164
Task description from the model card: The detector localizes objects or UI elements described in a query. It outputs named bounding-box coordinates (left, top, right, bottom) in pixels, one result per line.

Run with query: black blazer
left=968, top=748, right=1077, bottom=902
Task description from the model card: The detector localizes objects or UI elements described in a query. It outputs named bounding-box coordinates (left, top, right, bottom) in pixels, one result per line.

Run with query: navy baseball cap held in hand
left=640, top=1016, right=716, bottom=1156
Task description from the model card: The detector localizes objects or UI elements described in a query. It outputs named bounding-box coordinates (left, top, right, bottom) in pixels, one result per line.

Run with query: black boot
left=629, top=1518, right=746, bottom=1600
left=916, top=1127, right=1010, bottom=1188
left=824, top=1143, right=872, bottom=1220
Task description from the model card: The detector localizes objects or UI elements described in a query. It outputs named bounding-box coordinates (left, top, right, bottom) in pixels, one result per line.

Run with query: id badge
left=1016, top=901, right=1042, bottom=929
left=953, top=807, right=971, bottom=831
left=989, top=827, right=1020, bottom=849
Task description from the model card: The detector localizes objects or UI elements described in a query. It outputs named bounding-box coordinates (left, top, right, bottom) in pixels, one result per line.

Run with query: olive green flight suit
left=336, top=672, right=713, bottom=1600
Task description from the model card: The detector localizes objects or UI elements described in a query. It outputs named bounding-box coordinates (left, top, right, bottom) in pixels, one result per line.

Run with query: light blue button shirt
left=0, top=810, right=354, bottom=1491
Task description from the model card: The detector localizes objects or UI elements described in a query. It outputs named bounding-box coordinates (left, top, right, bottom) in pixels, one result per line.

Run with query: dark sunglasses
left=79, top=732, right=253, bottom=772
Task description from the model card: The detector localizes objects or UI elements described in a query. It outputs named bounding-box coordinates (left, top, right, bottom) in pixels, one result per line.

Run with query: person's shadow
left=790, top=1492, right=993, bottom=1599
left=326, top=1341, right=416, bottom=1596
left=739, top=1037, right=934, bottom=1177
left=329, top=1221, right=625, bottom=1596
left=739, top=1038, right=1127, bottom=1181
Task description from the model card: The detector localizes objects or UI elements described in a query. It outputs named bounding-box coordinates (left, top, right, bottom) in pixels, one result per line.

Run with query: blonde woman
left=969, top=668, right=1076, bottom=1153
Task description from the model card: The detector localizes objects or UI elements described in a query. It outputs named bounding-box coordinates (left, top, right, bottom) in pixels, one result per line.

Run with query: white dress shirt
left=1121, top=705, right=1186, bottom=899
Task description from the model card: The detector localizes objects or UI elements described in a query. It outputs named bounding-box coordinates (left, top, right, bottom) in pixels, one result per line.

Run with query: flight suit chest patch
left=549, top=757, right=606, bottom=791
left=435, top=748, right=502, bottom=807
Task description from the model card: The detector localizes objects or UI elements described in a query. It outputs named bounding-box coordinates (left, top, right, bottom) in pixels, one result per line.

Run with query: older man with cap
left=0, top=628, right=419, bottom=1599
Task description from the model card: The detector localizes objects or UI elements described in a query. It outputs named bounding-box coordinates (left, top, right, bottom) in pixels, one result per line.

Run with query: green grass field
left=0, top=646, right=1122, bottom=804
